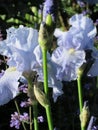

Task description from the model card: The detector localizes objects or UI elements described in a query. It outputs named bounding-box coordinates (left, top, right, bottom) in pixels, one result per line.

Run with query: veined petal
left=0, top=25, right=39, bottom=74
left=0, top=68, right=21, bottom=105
left=51, top=46, right=86, bottom=81
left=34, top=45, right=63, bottom=102
left=54, top=14, right=97, bottom=50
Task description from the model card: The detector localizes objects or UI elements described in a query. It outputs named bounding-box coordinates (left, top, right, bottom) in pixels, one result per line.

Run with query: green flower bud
left=38, top=22, right=49, bottom=50
left=31, top=6, right=38, bottom=22
left=34, top=83, right=49, bottom=108
left=46, top=14, right=53, bottom=27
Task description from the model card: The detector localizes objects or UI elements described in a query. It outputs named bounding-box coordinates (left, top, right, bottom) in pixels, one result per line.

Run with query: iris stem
left=42, top=48, right=53, bottom=130
left=77, top=75, right=85, bottom=130
left=33, top=103, right=38, bottom=130
left=29, top=106, right=32, bottom=130
left=28, top=78, right=39, bottom=130
left=14, top=100, right=27, bottom=130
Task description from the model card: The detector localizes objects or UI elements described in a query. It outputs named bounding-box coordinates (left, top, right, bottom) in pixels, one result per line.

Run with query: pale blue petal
left=51, top=46, right=86, bottom=81
left=87, top=60, right=98, bottom=77
left=0, top=25, right=39, bottom=74
left=34, top=45, right=63, bottom=102
left=54, top=14, right=97, bottom=50
left=87, top=49, right=98, bottom=77
left=0, top=69, right=21, bottom=105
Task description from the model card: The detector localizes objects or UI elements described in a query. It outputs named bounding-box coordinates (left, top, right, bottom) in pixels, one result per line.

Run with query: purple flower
left=82, top=9, right=92, bottom=16
left=92, top=125, right=98, bottom=130
left=20, top=99, right=31, bottom=107
left=37, top=116, right=44, bottom=123
left=77, top=1, right=85, bottom=7
left=19, top=84, right=28, bottom=93
left=10, top=112, right=30, bottom=129
left=94, top=19, right=98, bottom=26
left=77, top=0, right=98, bottom=4
left=43, top=0, right=58, bottom=22
left=19, top=113, right=30, bottom=122
left=10, top=112, right=20, bottom=129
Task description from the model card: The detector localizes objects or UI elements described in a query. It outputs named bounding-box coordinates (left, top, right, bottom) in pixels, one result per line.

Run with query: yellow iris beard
left=68, top=48, right=75, bottom=54
left=6, top=67, right=16, bottom=72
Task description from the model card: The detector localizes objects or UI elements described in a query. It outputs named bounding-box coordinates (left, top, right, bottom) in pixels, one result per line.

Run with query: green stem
left=42, top=48, right=49, bottom=96
left=33, top=103, right=38, bottom=130
left=46, top=105, right=53, bottom=130
left=27, top=78, right=39, bottom=130
left=96, top=76, right=98, bottom=88
left=77, top=75, right=85, bottom=130
left=42, top=48, right=53, bottom=130
left=77, top=75, right=83, bottom=112
left=29, top=106, right=32, bottom=130
left=14, top=100, right=27, bottom=130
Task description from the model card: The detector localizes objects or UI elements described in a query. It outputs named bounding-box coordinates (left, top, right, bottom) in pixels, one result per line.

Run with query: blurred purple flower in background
left=77, top=1, right=86, bottom=7
left=10, top=112, right=30, bottom=129
left=19, top=112, right=30, bottom=122
left=37, top=116, right=44, bottom=123
left=19, top=84, right=28, bottom=93
left=43, top=0, right=58, bottom=23
left=10, top=112, right=21, bottom=129
left=20, top=98, right=31, bottom=107
left=77, top=0, right=98, bottom=4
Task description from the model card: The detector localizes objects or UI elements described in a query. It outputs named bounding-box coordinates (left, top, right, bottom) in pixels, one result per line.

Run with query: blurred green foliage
left=0, top=0, right=98, bottom=31
left=0, top=0, right=43, bottom=28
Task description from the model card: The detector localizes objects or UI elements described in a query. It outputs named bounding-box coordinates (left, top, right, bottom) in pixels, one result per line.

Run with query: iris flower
left=54, top=14, right=96, bottom=50
left=51, top=46, right=86, bottom=81
left=0, top=25, right=38, bottom=76
left=0, top=25, right=63, bottom=102
left=0, top=67, right=21, bottom=105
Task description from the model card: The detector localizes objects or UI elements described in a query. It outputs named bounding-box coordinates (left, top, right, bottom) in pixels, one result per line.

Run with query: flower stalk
left=77, top=68, right=84, bottom=130
left=33, top=102, right=38, bottom=130
left=42, top=48, right=53, bottom=130
left=27, top=77, right=39, bottom=130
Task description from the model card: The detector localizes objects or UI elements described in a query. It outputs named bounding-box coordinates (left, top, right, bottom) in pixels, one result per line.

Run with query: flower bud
left=31, top=6, right=38, bottom=23
left=34, top=83, right=49, bottom=108
left=46, top=14, right=53, bottom=27
left=38, top=22, right=48, bottom=50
